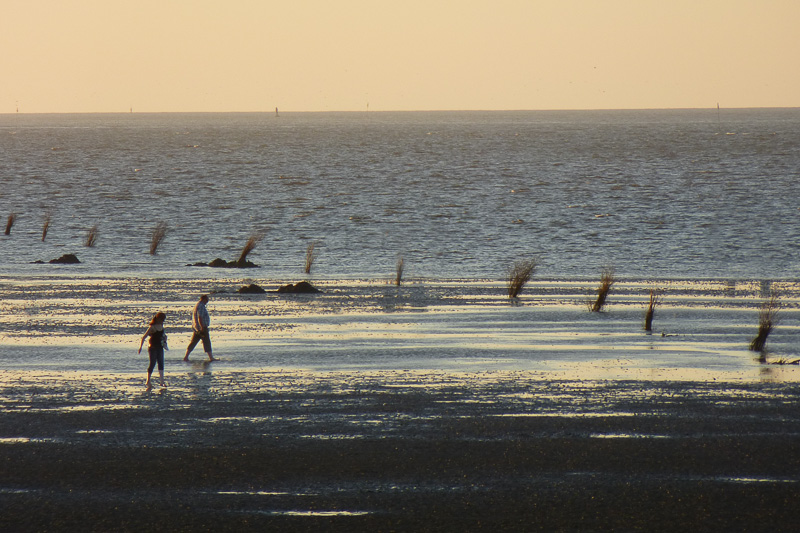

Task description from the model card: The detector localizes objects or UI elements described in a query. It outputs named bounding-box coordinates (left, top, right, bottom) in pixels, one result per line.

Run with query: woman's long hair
left=149, top=312, right=166, bottom=326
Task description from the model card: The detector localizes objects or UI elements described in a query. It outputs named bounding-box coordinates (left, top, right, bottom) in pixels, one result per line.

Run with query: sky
left=2, top=0, right=799, bottom=113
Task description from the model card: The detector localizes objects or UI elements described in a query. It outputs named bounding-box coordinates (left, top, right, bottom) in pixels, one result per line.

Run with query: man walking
left=184, top=294, right=217, bottom=362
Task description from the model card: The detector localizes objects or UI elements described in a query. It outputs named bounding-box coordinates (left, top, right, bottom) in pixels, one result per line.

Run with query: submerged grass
left=590, top=267, right=615, bottom=312
left=42, top=212, right=51, bottom=242
left=150, top=221, right=168, bottom=255
left=85, top=225, right=98, bottom=247
left=237, top=231, right=264, bottom=266
left=750, top=292, right=779, bottom=356
left=396, top=256, right=404, bottom=286
left=507, top=258, right=537, bottom=298
left=644, top=288, right=662, bottom=332
left=5, top=213, right=15, bottom=235
left=305, top=242, right=316, bottom=274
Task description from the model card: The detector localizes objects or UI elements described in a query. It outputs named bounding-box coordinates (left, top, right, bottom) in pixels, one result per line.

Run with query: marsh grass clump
left=237, top=231, right=264, bottom=267
left=644, top=288, right=662, bottom=332
left=590, top=267, right=615, bottom=312
left=150, top=221, right=168, bottom=255
left=189, top=230, right=265, bottom=269
left=750, top=292, right=779, bottom=355
left=5, top=213, right=15, bottom=235
left=304, top=242, right=316, bottom=274
left=396, top=256, right=404, bottom=286
left=507, top=258, right=537, bottom=298
left=85, top=225, right=98, bottom=247
left=42, top=212, right=51, bottom=242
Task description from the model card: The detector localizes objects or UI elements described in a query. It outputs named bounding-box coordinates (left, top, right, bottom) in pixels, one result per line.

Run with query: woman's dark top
left=149, top=328, right=164, bottom=349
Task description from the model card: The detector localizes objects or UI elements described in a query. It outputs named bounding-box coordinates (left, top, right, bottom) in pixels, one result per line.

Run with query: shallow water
left=2, top=110, right=799, bottom=380
left=1, top=275, right=798, bottom=382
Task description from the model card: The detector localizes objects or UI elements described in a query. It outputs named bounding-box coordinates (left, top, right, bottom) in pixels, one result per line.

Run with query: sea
left=4, top=109, right=800, bottom=530
left=1, top=109, right=799, bottom=378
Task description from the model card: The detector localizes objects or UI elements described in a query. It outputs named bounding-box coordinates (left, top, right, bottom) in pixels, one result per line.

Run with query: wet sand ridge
left=2, top=370, right=799, bottom=531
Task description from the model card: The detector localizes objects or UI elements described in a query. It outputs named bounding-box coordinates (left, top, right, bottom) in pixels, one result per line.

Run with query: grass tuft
left=644, top=288, right=662, bottom=332
left=42, top=212, right=51, bottom=242
left=237, top=231, right=265, bottom=266
left=750, top=291, right=779, bottom=356
left=507, top=258, right=537, bottom=298
left=304, top=242, right=316, bottom=274
left=150, top=221, right=168, bottom=255
left=5, top=213, right=15, bottom=235
left=590, top=267, right=615, bottom=312
left=85, top=225, right=98, bottom=247
left=396, top=256, right=404, bottom=286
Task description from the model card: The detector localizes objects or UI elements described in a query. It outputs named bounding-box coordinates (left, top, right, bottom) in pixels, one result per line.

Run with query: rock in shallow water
left=277, top=281, right=321, bottom=294
left=46, top=254, right=81, bottom=264
left=187, top=258, right=259, bottom=268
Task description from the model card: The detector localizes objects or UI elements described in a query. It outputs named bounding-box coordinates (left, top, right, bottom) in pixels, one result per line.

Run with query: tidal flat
left=1, top=275, right=799, bottom=531
left=2, top=370, right=800, bottom=531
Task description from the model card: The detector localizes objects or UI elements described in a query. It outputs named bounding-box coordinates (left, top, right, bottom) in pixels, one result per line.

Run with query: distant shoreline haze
left=3, top=106, right=800, bottom=116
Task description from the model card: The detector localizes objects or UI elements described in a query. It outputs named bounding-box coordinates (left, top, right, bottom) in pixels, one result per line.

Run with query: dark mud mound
left=238, top=283, right=267, bottom=294
left=277, top=281, right=321, bottom=294
left=32, top=254, right=81, bottom=264
left=189, top=258, right=259, bottom=268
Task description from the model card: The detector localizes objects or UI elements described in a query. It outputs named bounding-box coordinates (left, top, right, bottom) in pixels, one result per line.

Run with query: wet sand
left=2, top=369, right=800, bottom=532
left=2, top=276, right=799, bottom=530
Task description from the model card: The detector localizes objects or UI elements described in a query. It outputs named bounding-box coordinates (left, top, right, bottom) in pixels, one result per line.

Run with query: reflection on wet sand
left=1, top=369, right=800, bottom=531
left=1, top=276, right=798, bottom=383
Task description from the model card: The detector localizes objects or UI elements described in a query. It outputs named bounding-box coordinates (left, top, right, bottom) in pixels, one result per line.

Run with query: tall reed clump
left=750, top=292, right=779, bottom=355
left=5, top=213, right=15, bottom=235
left=590, top=266, right=615, bottom=312
left=396, top=256, right=404, bottom=286
left=237, top=231, right=264, bottom=266
left=644, top=288, right=662, bottom=332
left=304, top=242, right=316, bottom=274
left=85, top=225, right=98, bottom=247
left=150, top=221, right=168, bottom=255
left=507, top=258, right=537, bottom=298
left=42, top=212, right=51, bottom=242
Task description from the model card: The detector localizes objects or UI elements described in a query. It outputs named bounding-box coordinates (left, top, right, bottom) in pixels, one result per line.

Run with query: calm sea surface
left=2, top=109, right=799, bottom=280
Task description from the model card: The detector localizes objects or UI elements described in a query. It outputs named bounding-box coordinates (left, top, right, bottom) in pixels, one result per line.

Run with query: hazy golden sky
left=3, top=0, right=798, bottom=113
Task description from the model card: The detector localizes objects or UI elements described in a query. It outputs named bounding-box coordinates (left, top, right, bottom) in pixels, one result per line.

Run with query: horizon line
left=3, top=105, right=799, bottom=116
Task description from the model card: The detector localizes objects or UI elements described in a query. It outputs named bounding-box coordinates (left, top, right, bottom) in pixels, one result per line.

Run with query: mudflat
left=2, top=370, right=799, bottom=532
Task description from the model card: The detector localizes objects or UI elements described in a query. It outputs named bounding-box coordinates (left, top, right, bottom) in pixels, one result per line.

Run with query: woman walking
left=138, top=312, right=168, bottom=389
